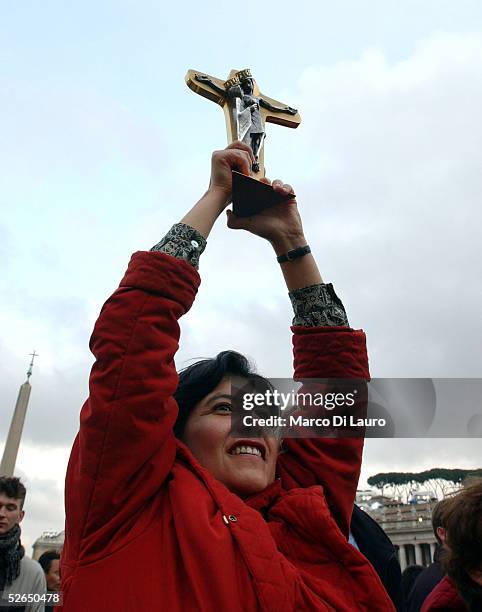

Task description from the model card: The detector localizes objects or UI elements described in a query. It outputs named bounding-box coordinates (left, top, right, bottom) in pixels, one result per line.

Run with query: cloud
left=264, top=32, right=482, bottom=378
left=1, top=82, right=167, bottom=181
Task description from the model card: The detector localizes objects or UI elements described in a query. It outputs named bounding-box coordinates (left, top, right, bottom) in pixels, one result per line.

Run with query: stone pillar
left=399, top=544, right=407, bottom=572
left=0, top=382, right=31, bottom=476
left=430, top=542, right=436, bottom=562
left=415, top=543, right=423, bottom=565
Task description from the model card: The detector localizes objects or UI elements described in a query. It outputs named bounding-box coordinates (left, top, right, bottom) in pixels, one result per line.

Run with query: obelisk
left=0, top=351, right=38, bottom=477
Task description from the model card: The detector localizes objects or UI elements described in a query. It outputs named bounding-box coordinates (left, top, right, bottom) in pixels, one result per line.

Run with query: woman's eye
left=215, top=404, right=232, bottom=413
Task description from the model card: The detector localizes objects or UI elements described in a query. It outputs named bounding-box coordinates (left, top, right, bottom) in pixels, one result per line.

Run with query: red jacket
left=61, top=252, right=394, bottom=611
left=421, top=576, right=467, bottom=611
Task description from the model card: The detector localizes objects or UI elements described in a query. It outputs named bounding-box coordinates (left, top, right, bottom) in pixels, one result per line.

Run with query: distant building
left=355, top=489, right=400, bottom=511
left=356, top=489, right=438, bottom=571
left=32, top=530, right=64, bottom=560
left=370, top=500, right=437, bottom=570
left=408, top=490, right=437, bottom=504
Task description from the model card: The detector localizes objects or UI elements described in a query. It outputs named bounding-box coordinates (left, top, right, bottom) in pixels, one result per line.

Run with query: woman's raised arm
left=63, top=143, right=254, bottom=565
left=226, top=179, right=322, bottom=290
left=227, top=183, right=368, bottom=536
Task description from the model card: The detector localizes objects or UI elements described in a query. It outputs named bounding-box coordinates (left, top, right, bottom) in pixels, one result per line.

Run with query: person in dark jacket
left=408, top=545, right=446, bottom=611
left=402, top=566, right=425, bottom=607
left=351, top=504, right=405, bottom=611
left=407, top=498, right=450, bottom=611
left=37, top=551, right=60, bottom=612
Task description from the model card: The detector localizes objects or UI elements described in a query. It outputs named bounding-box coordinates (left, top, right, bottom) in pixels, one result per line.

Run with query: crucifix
left=27, top=349, right=39, bottom=381
left=185, top=68, right=301, bottom=216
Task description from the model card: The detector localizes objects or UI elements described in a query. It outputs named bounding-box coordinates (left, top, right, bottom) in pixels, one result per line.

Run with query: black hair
left=173, top=350, right=270, bottom=439
left=38, top=550, right=60, bottom=574
left=0, top=477, right=26, bottom=509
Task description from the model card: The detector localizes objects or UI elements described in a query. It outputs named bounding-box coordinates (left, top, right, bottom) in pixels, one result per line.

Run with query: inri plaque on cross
left=186, top=68, right=301, bottom=217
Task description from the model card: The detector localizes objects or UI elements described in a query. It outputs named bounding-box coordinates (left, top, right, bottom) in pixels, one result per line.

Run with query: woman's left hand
left=226, top=178, right=306, bottom=254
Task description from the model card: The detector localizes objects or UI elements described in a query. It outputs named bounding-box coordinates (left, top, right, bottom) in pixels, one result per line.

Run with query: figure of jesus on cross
left=186, top=68, right=300, bottom=175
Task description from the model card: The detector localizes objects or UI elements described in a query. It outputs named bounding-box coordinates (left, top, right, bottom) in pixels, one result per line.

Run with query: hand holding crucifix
left=186, top=68, right=301, bottom=216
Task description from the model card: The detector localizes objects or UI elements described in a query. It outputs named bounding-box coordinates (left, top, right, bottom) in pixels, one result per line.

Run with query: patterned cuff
left=289, top=283, right=349, bottom=327
left=150, top=223, right=207, bottom=269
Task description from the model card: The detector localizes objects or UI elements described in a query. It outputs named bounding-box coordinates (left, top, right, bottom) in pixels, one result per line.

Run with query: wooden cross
left=185, top=68, right=301, bottom=179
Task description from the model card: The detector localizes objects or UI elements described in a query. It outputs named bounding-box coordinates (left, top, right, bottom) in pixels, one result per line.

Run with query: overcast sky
left=1, top=1, right=482, bottom=553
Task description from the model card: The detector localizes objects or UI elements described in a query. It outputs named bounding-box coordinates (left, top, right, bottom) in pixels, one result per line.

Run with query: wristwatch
left=277, top=245, right=311, bottom=264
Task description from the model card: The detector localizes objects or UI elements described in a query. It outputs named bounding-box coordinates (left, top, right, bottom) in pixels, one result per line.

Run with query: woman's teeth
left=230, top=445, right=262, bottom=457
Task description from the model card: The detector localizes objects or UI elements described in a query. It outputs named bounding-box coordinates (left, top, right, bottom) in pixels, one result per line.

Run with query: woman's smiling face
left=182, top=376, right=279, bottom=498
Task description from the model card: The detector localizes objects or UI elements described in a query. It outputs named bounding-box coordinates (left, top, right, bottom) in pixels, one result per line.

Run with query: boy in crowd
left=0, top=477, right=46, bottom=612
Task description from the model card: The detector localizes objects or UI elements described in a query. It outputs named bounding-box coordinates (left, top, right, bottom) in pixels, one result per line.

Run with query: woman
left=422, top=483, right=482, bottom=612
left=61, top=142, right=394, bottom=610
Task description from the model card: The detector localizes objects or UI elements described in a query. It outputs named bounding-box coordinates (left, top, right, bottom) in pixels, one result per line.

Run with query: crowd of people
left=1, top=143, right=481, bottom=610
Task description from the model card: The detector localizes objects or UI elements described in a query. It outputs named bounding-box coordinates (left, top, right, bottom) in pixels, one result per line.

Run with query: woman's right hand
left=179, top=142, right=254, bottom=239
left=209, top=141, right=255, bottom=208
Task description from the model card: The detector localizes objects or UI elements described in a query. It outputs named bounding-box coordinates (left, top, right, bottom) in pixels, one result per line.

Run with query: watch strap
left=277, top=245, right=311, bottom=264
